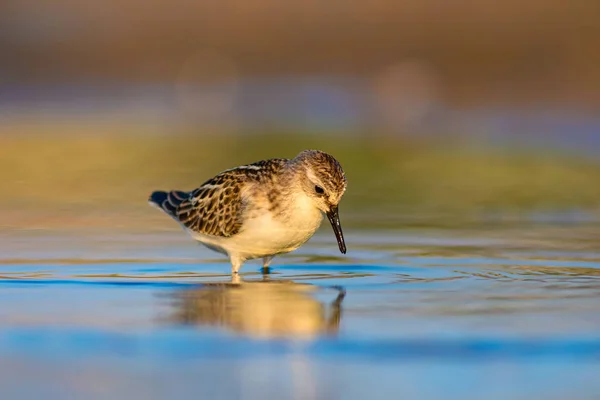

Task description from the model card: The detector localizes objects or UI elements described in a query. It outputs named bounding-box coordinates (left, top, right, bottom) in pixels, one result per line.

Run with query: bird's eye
left=315, top=185, right=325, bottom=195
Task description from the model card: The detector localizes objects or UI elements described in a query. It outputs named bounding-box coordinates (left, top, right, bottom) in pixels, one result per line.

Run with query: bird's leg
left=262, top=256, right=274, bottom=275
left=230, top=256, right=243, bottom=276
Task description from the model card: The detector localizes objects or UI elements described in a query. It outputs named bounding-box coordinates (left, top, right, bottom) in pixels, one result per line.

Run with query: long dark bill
left=326, top=206, right=347, bottom=254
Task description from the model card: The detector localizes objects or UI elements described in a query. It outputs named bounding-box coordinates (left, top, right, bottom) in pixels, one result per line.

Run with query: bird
left=148, top=149, right=348, bottom=275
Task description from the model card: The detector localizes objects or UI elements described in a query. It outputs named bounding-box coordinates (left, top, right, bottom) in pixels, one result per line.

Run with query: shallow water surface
left=1, top=225, right=600, bottom=399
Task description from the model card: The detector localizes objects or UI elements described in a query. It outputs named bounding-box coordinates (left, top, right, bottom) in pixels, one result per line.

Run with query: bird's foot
left=231, top=273, right=241, bottom=285
left=261, top=266, right=271, bottom=275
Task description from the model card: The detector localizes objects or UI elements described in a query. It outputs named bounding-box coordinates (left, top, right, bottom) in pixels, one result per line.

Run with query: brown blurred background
left=2, top=0, right=600, bottom=107
left=2, top=0, right=600, bottom=230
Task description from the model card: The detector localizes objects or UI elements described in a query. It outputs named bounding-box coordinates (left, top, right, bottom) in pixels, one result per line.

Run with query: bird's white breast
left=222, top=192, right=323, bottom=260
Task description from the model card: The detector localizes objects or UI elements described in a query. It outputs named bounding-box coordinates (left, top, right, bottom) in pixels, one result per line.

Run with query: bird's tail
left=148, top=190, right=190, bottom=219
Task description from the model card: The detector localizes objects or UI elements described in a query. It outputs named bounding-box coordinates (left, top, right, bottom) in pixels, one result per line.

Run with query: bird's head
left=293, top=150, right=348, bottom=254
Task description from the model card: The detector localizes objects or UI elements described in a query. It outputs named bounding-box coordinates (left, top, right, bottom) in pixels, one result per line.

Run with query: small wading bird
left=149, top=150, right=347, bottom=275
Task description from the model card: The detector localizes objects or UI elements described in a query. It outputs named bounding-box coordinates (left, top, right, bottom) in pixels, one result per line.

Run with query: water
left=1, top=225, right=600, bottom=399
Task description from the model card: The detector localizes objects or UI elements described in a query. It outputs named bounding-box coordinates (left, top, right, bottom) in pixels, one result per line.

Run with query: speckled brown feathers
left=154, top=158, right=289, bottom=238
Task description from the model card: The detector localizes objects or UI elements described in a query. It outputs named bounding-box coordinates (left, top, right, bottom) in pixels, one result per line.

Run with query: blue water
left=1, top=227, right=599, bottom=399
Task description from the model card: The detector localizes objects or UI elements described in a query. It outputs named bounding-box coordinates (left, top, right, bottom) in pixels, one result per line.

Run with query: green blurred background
left=2, top=0, right=600, bottom=231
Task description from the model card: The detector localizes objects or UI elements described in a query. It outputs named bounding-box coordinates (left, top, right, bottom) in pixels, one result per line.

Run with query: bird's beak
left=326, top=205, right=347, bottom=254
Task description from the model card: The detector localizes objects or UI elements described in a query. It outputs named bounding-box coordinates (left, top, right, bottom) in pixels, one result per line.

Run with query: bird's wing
left=175, top=158, right=288, bottom=237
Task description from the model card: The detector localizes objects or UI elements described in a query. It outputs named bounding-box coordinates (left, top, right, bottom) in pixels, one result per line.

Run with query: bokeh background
left=2, top=0, right=600, bottom=230
left=3, top=4, right=600, bottom=399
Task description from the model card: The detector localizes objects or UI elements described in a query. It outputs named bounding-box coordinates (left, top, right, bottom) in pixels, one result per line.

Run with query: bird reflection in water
left=164, top=277, right=346, bottom=339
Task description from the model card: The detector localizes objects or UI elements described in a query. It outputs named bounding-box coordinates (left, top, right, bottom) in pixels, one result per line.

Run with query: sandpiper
left=149, top=150, right=348, bottom=274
